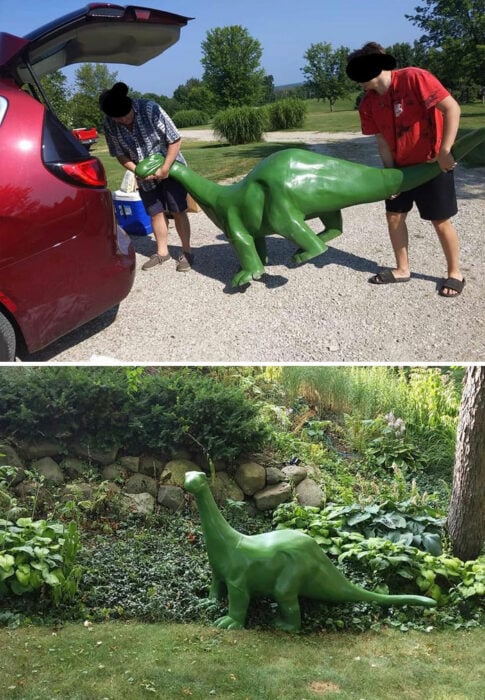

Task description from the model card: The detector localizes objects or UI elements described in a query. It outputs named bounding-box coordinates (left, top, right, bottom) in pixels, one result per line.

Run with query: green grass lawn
left=0, top=622, right=484, bottom=699
left=94, top=101, right=484, bottom=190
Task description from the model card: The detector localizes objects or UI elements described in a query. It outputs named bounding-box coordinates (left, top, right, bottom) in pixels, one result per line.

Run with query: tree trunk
left=448, top=366, right=485, bottom=561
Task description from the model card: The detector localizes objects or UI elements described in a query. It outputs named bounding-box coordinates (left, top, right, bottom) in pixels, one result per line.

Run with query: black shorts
left=385, top=170, right=457, bottom=220
left=139, top=177, right=188, bottom=216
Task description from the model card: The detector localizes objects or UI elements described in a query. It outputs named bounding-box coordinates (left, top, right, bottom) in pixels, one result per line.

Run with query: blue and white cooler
left=112, top=190, right=152, bottom=236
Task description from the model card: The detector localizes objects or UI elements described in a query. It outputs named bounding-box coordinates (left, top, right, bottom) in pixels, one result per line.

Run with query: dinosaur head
left=184, top=470, right=208, bottom=494
left=135, top=153, right=166, bottom=178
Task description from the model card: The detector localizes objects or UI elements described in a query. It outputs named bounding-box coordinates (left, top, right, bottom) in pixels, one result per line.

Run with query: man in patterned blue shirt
left=100, top=82, right=193, bottom=272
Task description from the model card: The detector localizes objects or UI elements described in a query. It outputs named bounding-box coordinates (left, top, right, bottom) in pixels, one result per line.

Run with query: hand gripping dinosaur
left=184, top=471, right=436, bottom=631
left=136, top=128, right=484, bottom=288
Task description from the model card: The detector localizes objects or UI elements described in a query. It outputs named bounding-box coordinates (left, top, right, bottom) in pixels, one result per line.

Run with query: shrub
left=0, top=367, right=131, bottom=449
left=128, top=370, right=269, bottom=461
left=172, top=109, right=209, bottom=128
left=0, top=367, right=269, bottom=464
left=267, top=98, right=307, bottom=130
left=213, top=106, right=268, bottom=145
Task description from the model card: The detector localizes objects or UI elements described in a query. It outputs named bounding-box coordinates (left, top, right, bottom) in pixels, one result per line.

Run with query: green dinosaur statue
left=184, top=471, right=436, bottom=631
left=136, top=128, right=484, bottom=287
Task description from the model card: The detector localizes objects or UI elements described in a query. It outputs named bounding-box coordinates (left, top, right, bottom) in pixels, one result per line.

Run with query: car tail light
left=47, top=158, right=107, bottom=187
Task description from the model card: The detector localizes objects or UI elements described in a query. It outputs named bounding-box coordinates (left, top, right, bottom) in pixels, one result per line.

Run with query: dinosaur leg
left=273, top=594, right=302, bottom=631
left=273, top=214, right=328, bottom=264
left=227, top=222, right=266, bottom=287
left=317, top=210, right=343, bottom=244
left=273, top=576, right=302, bottom=631
left=295, top=211, right=343, bottom=256
left=209, top=574, right=226, bottom=601
left=214, top=581, right=249, bottom=630
left=254, top=236, right=268, bottom=265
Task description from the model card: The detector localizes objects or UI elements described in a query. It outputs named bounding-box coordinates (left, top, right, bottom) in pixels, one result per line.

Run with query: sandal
left=369, top=269, right=411, bottom=285
left=438, top=277, right=465, bottom=297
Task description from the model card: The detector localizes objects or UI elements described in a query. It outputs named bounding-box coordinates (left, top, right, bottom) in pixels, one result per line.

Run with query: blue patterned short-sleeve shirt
left=104, top=99, right=187, bottom=191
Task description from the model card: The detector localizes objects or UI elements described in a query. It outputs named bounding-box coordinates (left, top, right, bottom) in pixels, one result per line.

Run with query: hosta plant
left=0, top=517, right=81, bottom=601
left=272, top=501, right=484, bottom=611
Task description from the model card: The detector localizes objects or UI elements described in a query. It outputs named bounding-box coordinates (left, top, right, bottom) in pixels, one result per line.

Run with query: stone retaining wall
left=0, top=439, right=325, bottom=515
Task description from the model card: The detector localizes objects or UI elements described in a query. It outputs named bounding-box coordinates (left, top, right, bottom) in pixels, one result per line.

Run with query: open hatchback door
left=1, top=3, right=192, bottom=84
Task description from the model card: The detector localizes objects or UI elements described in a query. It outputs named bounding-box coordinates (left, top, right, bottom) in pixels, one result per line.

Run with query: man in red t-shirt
left=346, top=42, right=464, bottom=297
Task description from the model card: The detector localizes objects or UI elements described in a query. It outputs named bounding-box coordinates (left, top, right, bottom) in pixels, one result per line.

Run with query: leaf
left=15, top=567, right=31, bottom=586
left=397, top=568, right=414, bottom=579
left=422, top=533, right=442, bottom=556
left=376, top=513, right=407, bottom=530
left=347, top=511, right=372, bottom=526
left=0, top=554, right=15, bottom=570
left=10, top=578, right=32, bottom=595
left=396, top=532, right=414, bottom=546
left=11, top=545, right=35, bottom=556
left=15, top=517, right=33, bottom=527
left=407, top=520, right=425, bottom=535
left=42, top=571, right=60, bottom=586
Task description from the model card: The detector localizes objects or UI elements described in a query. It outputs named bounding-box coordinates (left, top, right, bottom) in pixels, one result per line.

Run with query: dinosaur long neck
left=170, top=162, right=225, bottom=210
left=194, top=483, right=241, bottom=557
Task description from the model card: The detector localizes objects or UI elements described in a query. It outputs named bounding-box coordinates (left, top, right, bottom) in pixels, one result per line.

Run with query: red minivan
left=0, top=4, right=191, bottom=361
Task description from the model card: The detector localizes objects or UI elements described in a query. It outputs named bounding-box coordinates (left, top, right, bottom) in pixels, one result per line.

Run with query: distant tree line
left=40, top=0, right=484, bottom=130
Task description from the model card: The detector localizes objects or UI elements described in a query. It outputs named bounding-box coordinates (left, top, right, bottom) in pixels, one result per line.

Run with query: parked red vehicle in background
left=71, top=126, right=99, bottom=150
left=0, top=4, right=191, bottom=361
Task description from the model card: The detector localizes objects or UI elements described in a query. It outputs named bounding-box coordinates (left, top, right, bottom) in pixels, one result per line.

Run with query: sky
left=0, top=0, right=424, bottom=96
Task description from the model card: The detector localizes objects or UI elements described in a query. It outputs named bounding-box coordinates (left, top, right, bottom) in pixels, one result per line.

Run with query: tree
left=386, top=42, right=417, bottom=68
left=40, top=71, right=71, bottom=125
left=448, top=366, right=485, bottom=561
left=70, top=63, right=118, bottom=129
left=261, top=74, right=275, bottom=104
left=173, top=78, right=216, bottom=115
left=301, top=43, right=352, bottom=111
left=146, top=93, right=181, bottom=116
left=406, top=0, right=485, bottom=91
left=201, top=26, right=266, bottom=108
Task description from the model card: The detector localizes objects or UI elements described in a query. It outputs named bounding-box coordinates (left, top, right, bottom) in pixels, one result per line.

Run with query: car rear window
left=42, top=110, right=93, bottom=163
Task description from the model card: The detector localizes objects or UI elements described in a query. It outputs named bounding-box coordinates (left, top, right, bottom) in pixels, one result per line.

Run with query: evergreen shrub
left=128, top=370, right=268, bottom=461
left=0, top=367, right=268, bottom=463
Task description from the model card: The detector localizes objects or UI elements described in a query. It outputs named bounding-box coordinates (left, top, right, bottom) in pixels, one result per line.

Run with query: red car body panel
left=0, top=82, right=135, bottom=353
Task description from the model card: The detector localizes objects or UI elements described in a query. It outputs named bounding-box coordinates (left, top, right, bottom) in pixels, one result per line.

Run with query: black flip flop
left=369, top=269, right=411, bottom=285
left=439, top=277, right=465, bottom=297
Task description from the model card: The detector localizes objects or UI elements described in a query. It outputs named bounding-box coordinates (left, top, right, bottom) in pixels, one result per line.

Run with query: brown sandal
left=438, top=277, right=465, bottom=297
left=369, top=269, right=411, bottom=284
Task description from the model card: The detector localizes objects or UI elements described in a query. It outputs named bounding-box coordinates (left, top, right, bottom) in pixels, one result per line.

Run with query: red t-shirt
left=359, top=67, right=449, bottom=166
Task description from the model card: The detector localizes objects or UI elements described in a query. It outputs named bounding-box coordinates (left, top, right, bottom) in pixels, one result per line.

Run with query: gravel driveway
left=24, top=130, right=485, bottom=364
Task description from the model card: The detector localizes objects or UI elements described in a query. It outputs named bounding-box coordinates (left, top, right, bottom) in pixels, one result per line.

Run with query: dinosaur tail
left=452, top=127, right=485, bottom=162
left=344, top=584, right=436, bottom=608
left=397, top=127, right=485, bottom=194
